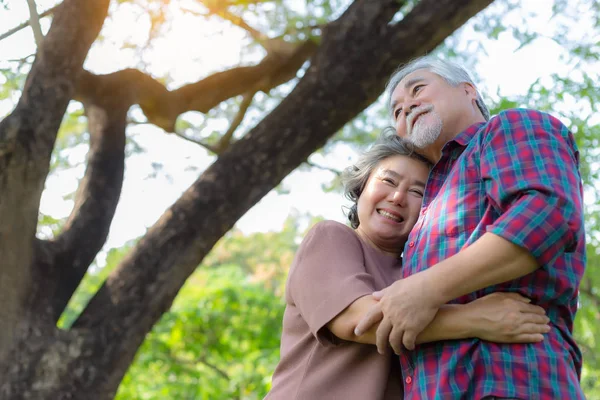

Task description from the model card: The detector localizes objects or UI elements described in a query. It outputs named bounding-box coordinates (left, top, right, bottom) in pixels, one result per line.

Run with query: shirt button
left=408, top=241, right=415, bottom=248
left=405, top=376, right=412, bottom=384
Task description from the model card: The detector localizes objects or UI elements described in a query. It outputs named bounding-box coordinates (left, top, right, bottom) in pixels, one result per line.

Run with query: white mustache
left=406, top=105, right=434, bottom=131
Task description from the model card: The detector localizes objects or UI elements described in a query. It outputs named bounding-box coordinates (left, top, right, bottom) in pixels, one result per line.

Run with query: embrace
left=266, top=56, right=586, bottom=400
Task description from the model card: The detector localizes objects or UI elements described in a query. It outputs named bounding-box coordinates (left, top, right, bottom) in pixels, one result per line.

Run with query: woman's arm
left=327, top=292, right=550, bottom=346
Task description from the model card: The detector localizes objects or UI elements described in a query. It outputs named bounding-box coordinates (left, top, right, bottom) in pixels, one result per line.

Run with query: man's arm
left=420, top=232, right=538, bottom=309
left=357, top=234, right=536, bottom=352
left=429, top=110, right=583, bottom=303
left=329, top=291, right=549, bottom=347
left=356, top=110, right=584, bottom=353
left=328, top=295, right=473, bottom=345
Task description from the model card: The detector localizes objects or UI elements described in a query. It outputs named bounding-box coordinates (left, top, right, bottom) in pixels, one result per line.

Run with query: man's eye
left=394, top=108, right=403, bottom=119
left=413, top=84, right=424, bottom=94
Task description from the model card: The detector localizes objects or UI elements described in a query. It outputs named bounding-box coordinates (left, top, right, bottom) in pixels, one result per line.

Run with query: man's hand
left=356, top=273, right=442, bottom=354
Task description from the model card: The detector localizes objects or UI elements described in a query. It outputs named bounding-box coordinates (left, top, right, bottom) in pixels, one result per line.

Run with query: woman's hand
left=465, top=292, right=550, bottom=343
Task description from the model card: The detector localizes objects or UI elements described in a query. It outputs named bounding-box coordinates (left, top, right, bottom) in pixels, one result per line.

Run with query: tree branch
left=0, top=4, right=59, bottom=42
left=205, top=4, right=267, bottom=43
left=205, top=4, right=302, bottom=58
left=184, top=3, right=293, bottom=55
left=75, top=39, right=318, bottom=133
left=62, top=1, right=495, bottom=395
left=26, top=0, right=45, bottom=47
left=6, top=53, right=36, bottom=66
left=161, top=347, right=230, bottom=380
left=216, top=91, right=256, bottom=152
left=31, top=96, right=128, bottom=324
left=0, top=0, right=110, bottom=365
left=305, top=160, right=342, bottom=176
left=174, top=131, right=220, bottom=154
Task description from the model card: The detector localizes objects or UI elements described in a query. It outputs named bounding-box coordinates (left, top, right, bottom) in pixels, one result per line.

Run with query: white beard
left=406, top=108, right=442, bottom=149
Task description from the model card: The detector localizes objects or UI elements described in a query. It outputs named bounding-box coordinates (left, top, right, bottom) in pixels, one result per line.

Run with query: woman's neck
left=354, top=228, right=403, bottom=258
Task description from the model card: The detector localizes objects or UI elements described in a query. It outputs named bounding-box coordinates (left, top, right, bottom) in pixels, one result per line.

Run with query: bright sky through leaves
left=0, top=0, right=597, bottom=254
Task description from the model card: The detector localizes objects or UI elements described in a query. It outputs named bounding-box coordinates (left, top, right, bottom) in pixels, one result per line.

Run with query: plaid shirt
left=401, top=109, right=586, bottom=399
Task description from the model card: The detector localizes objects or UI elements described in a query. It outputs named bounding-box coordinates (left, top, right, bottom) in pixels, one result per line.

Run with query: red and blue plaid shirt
left=401, top=109, right=586, bottom=399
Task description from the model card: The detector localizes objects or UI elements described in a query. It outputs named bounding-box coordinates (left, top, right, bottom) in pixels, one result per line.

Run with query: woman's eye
left=382, top=178, right=395, bottom=185
left=410, top=189, right=424, bottom=197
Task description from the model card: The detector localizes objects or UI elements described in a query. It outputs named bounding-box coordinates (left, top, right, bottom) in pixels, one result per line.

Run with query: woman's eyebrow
left=380, top=169, right=426, bottom=187
left=413, top=179, right=426, bottom=188
left=379, top=169, right=401, bottom=179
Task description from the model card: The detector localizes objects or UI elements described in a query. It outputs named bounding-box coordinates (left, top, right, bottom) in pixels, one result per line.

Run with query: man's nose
left=405, top=101, right=420, bottom=117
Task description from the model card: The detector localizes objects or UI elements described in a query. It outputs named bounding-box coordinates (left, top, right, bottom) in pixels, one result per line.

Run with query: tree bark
left=0, top=0, right=110, bottom=368
left=0, top=0, right=494, bottom=398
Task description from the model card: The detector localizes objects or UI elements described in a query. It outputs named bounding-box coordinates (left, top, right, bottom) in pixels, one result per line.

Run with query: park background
left=0, top=0, right=598, bottom=398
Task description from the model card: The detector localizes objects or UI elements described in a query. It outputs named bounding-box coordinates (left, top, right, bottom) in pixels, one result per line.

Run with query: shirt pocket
left=436, top=169, right=483, bottom=237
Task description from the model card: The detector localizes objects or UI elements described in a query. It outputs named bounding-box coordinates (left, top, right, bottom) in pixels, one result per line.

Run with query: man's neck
left=419, top=132, right=454, bottom=164
left=422, top=118, right=486, bottom=163
left=420, top=147, right=443, bottom=164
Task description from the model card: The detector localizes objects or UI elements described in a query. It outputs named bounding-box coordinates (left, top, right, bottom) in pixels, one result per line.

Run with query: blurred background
left=1, top=0, right=598, bottom=398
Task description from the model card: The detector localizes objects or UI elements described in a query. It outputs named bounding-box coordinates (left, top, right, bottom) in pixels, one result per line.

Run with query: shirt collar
left=450, top=121, right=487, bottom=147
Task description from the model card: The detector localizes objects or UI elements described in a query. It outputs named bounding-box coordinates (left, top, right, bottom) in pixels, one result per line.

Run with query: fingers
left=375, top=317, right=392, bottom=354
left=354, top=304, right=383, bottom=336
left=513, top=333, right=545, bottom=343
left=519, top=322, right=551, bottom=334
left=520, top=313, right=550, bottom=325
left=402, top=329, right=417, bottom=351
left=500, top=322, right=550, bottom=343
left=389, top=326, right=405, bottom=355
left=372, top=289, right=385, bottom=300
left=518, top=302, right=547, bottom=316
left=511, top=294, right=531, bottom=303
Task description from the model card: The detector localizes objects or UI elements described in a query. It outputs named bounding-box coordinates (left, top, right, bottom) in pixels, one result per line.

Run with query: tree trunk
left=0, top=0, right=494, bottom=398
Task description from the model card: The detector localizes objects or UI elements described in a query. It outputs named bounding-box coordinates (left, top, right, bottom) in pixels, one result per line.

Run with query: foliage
left=117, top=265, right=285, bottom=400
left=3, top=0, right=599, bottom=397
left=57, top=215, right=314, bottom=398
left=113, top=216, right=313, bottom=398
left=202, top=213, right=319, bottom=295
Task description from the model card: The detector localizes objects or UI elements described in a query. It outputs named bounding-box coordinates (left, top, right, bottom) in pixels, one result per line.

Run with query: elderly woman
left=266, top=133, right=550, bottom=399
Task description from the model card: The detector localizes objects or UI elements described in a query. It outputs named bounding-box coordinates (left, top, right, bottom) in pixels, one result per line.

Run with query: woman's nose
left=390, top=190, right=406, bottom=206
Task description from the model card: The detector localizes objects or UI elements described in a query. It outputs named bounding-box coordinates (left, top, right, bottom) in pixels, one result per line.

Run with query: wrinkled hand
left=466, top=292, right=550, bottom=343
left=355, top=274, right=441, bottom=354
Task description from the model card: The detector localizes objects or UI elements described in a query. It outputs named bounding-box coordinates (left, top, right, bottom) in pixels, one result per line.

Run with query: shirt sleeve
left=481, top=109, right=584, bottom=266
left=287, top=220, right=376, bottom=346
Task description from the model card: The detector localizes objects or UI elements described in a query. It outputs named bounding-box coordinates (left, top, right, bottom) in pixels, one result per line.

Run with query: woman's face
left=355, top=154, right=429, bottom=255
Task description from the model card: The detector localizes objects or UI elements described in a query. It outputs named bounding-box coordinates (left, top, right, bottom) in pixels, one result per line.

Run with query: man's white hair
left=386, top=56, right=491, bottom=121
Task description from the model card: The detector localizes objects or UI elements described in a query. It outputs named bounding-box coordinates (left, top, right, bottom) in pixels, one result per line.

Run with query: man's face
left=390, top=70, right=477, bottom=151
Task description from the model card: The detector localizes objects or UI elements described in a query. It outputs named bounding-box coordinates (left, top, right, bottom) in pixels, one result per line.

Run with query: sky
left=0, top=0, right=598, bottom=262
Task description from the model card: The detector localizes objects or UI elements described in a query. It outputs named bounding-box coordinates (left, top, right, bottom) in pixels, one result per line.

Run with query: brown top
left=266, top=220, right=404, bottom=400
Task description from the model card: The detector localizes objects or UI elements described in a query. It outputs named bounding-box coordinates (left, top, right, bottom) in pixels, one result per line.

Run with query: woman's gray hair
left=342, top=129, right=431, bottom=229
left=386, top=56, right=490, bottom=121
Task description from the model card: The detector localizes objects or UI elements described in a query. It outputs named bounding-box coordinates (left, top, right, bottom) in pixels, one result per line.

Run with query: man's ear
left=461, top=82, right=478, bottom=100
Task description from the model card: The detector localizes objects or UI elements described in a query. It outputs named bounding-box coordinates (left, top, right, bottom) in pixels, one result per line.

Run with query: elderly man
left=355, top=57, right=586, bottom=399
